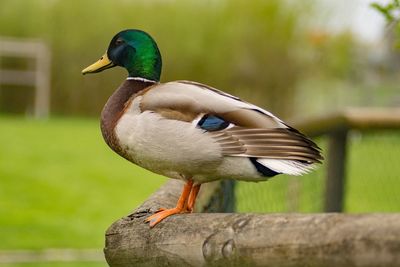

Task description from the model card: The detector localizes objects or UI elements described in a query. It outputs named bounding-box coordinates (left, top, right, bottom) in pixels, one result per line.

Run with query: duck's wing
left=139, top=80, right=322, bottom=176
left=140, top=80, right=287, bottom=127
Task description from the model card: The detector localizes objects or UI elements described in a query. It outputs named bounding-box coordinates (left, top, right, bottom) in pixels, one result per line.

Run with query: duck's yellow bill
left=82, top=53, right=114, bottom=74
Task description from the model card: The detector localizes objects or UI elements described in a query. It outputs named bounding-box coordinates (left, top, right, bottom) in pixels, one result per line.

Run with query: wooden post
left=201, top=180, right=235, bottom=212
left=34, top=42, right=51, bottom=118
left=324, top=128, right=348, bottom=212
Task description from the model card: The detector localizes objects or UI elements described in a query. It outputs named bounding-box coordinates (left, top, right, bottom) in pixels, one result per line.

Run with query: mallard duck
left=82, top=29, right=322, bottom=227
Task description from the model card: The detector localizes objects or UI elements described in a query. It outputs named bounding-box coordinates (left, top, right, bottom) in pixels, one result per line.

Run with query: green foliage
left=0, top=0, right=376, bottom=119
left=304, top=32, right=358, bottom=80
left=371, top=0, right=400, bottom=22
left=371, top=0, right=400, bottom=48
left=0, top=0, right=310, bottom=118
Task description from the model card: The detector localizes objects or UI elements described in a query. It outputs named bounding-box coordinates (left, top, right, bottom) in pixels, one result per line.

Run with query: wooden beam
left=290, top=108, right=400, bottom=137
left=0, top=37, right=45, bottom=57
left=0, top=70, right=36, bottom=86
left=105, top=180, right=400, bottom=267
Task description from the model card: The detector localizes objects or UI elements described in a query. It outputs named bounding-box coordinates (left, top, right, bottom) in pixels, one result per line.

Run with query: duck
left=82, top=29, right=322, bottom=228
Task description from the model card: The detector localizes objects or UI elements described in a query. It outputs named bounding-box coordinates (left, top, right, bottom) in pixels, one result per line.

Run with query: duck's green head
left=82, top=29, right=162, bottom=82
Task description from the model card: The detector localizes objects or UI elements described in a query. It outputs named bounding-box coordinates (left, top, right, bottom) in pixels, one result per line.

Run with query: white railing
left=0, top=37, right=51, bottom=118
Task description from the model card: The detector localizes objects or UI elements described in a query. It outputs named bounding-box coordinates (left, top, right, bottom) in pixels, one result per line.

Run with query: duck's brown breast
left=100, top=79, right=156, bottom=157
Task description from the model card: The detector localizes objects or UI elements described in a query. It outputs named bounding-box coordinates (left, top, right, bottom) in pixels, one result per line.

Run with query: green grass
left=1, top=117, right=399, bottom=267
left=0, top=263, right=107, bottom=267
left=0, top=116, right=166, bottom=250
left=236, top=131, right=400, bottom=213
left=345, top=131, right=400, bottom=211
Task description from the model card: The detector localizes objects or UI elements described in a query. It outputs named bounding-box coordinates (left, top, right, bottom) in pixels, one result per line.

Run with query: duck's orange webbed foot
left=144, top=180, right=194, bottom=228
left=145, top=207, right=187, bottom=227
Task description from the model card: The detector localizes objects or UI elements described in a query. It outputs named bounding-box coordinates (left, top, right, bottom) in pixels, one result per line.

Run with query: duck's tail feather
left=253, top=158, right=316, bottom=176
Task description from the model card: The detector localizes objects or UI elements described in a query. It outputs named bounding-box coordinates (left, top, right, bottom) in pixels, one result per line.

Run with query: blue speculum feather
left=197, top=115, right=230, bottom=131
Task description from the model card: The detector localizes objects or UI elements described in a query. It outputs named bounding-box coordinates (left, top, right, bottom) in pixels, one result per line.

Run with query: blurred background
left=0, top=0, right=399, bottom=266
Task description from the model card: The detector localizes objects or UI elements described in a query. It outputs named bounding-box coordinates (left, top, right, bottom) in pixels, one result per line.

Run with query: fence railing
left=291, top=108, right=400, bottom=212
left=104, top=108, right=400, bottom=267
left=0, top=37, right=51, bottom=118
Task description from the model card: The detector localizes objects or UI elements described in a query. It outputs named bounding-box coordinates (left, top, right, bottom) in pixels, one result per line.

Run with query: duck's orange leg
left=186, top=184, right=201, bottom=213
left=145, top=180, right=193, bottom=227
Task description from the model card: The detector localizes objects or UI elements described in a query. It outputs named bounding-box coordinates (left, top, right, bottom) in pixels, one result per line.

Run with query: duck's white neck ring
left=126, top=77, right=158, bottom=83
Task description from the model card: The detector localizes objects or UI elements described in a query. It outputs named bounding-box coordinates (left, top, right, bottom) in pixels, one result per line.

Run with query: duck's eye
left=115, top=39, right=124, bottom=45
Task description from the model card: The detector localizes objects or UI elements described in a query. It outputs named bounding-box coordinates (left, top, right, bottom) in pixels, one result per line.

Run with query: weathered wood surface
left=291, top=108, right=400, bottom=137
left=105, top=180, right=400, bottom=267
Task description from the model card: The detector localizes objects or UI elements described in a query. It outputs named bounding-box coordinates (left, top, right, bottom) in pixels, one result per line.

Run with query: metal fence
left=236, top=108, right=400, bottom=213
